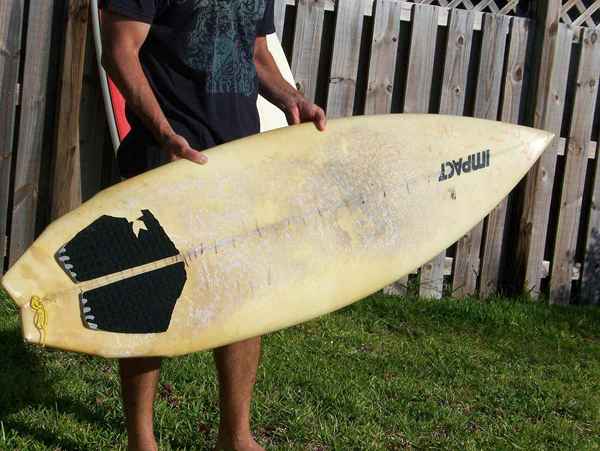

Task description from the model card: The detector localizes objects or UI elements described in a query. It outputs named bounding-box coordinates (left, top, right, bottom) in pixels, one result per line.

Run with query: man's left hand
left=284, top=96, right=327, bottom=131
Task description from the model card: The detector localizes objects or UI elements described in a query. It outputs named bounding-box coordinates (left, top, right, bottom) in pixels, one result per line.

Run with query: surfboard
left=90, top=0, right=295, bottom=152
left=2, top=115, right=553, bottom=358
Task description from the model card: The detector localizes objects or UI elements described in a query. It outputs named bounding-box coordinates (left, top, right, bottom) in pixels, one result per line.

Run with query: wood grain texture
left=274, top=0, right=287, bottom=41
left=0, top=0, right=25, bottom=272
left=404, top=4, right=443, bottom=298
left=8, top=1, right=56, bottom=267
left=582, top=135, right=600, bottom=304
left=51, top=0, right=90, bottom=220
left=364, top=0, right=403, bottom=115
left=550, top=28, right=600, bottom=305
left=452, top=13, right=510, bottom=298
left=479, top=17, right=530, bottom=298
left=516, top=1, right=565, bottom=297
left=326, top=0, right=369, bottom=118
left=437, top=9, right=475, bottom=298
left=520, top=24, right=572, bottom=295
left=404, top=4, right=439, bottom=115
left=439, top=9, right=475, bottom=115
left=365, top=0, right=405, bottom=295
left=291, top=0, right=326, bottom=101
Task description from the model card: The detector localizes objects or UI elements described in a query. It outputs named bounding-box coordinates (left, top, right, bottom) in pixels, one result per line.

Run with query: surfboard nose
left=526, top=128, right=555, bottom=161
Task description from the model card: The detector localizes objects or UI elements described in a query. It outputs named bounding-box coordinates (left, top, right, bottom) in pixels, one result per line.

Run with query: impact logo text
left=438, top=149, right=490, bottom=182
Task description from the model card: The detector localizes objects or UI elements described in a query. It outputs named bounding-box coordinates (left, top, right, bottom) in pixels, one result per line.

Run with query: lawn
left=1, top=288, right=599, bottom=450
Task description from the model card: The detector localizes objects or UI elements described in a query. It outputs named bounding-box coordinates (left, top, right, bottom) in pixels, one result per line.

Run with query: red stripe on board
left=108, top=77, right=130, bottom=141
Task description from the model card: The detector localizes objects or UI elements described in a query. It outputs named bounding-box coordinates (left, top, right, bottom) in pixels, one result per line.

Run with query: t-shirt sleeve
left=256, top=0, right=276, bottom=36
left=99, top=0, right=168, bottom=24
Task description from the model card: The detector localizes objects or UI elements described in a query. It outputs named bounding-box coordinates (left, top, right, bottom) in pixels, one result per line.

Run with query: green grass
left=1, top=288, right=600, bottom=451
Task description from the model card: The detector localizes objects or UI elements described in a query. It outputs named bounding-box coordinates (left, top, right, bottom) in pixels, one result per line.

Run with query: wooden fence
left=1, top=0, right=599, bottom=305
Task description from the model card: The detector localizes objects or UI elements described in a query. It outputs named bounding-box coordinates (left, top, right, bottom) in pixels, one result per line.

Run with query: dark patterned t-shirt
left=100, top=0, right=275, bottom=174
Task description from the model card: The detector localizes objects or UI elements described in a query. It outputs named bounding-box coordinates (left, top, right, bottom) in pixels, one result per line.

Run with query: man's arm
left=254, top=37, right=326, bottom=131
left=100, top=10, right=206, bottom=164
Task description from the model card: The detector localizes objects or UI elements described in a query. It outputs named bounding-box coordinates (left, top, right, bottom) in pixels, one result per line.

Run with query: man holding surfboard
left=99, top=1, right=326, bottom=450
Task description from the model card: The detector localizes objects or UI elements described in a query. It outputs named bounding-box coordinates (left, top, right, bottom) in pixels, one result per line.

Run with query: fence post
left=515, top=0, right=562, bottom=298
left=9, top=1, right=58, bottom=267
left=0, top=1, right=25, bottom=274
left=51, top=0, right=90, bottom=219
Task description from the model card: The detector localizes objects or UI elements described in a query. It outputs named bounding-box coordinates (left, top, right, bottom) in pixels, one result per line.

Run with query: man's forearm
left=255, top=46, right=302, bottom=113
left=102, top=48, right=174, bottom=144
left=253, top=37, right=326, bottom=131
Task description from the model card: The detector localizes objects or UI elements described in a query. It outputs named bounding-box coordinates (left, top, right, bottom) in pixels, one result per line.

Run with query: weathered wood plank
left=516, top=1, right=566, bottom=297
left=557, top=138, right=597, bottom=158
left=364, top=0, right=403, bottom=115
left=326, top=0, right=369, bottom=118
left=285, top=0, right=502, bottom=30
left=479, top=17, right=529, bottom=298
left=401, top=4, right=443, bottom=298
left=439, top=9, right=475, bottom=117
left=291, top=0, right=326, bottom=101
left=365, top=0, right=404, bottom=295
left=405, top=3, right=441, bottom=299
left=404, top=4, right=439, bottom=115
left=0, top=1, right=25, bottom=272
left=550, top=28, right=600, bottom=305
left=453, top=13, right=510, bottom=298
left=274, top=0, right=287, bottom=41
left=8, top=0, right=56, bottom=267
left=434, top=8, right=475, bottom=298
left=51, top=0, right=90, bottom=219
left=582, top=138, right=600, bottom=304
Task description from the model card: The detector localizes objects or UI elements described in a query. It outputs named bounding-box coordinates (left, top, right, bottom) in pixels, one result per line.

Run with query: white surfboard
left=1, top=115, right=553, bottom=358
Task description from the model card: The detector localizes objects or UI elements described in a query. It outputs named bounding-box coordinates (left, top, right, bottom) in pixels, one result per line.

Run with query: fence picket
left=364, top=0, right=405, bottom=295
left=404, top=3, right=439, bottom=115
left=453, top=13, right=510, bottom=297
left=51, top=0, right=90, bottom=219
left=327, top=0, right=370, bottom=117
left=365, top=0, right=403, bottom=115
left=400, top=4, right=443, bottom=298
left=479, top=17, right=530, bottom=297
left=516, top=3, right=566, bottom=297
left=550, top=28, right=600, bottom=305
left=582, top=137, right=600, bottom=304
left=8, top=1, right=56, bottom=266
left=274, top=0, right=288, bottom=41
left=0, top=0, right=25, bottom=273
left=435, top=9, right=475, bottom=298
left=292, top=0, right=326, bottom=101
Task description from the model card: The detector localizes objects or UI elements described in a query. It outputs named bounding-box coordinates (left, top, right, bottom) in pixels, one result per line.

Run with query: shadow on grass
left=0, top=320, right=121, bottom=449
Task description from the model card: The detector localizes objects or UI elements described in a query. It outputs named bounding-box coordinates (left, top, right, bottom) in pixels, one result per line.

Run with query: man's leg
left=119, top=357, right=162, bottom=451
left=214, top=337, right=264, bottom=451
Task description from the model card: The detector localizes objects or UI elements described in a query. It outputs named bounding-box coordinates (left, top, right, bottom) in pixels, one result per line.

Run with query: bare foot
left=213, top=436, right=265, bottom=451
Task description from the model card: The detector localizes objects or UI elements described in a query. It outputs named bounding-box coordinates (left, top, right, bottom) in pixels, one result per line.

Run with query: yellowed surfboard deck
left=2, top=115, right=553, bottom=358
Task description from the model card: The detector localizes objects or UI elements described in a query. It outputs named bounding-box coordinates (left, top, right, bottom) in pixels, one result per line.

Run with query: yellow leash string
left=30, top=296, right=48, bottom=347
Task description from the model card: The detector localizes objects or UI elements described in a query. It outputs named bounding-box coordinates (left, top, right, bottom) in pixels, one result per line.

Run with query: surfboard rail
left=1, top=114, right=554, bottom=358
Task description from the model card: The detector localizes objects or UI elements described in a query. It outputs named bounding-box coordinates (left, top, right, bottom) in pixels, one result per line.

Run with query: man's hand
left=254, top=36, right=327, bottom=132
left=161, top=133, right=208, bottom=164
left=284, top=95, right=327, bottom=131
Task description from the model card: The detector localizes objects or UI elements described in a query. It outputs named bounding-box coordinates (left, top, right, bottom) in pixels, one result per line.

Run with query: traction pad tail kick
left=55, top=210, right=187, bottom=334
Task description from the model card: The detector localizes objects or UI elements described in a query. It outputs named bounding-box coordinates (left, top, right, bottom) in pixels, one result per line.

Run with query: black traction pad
left=56, top=210, right=187, bottom=334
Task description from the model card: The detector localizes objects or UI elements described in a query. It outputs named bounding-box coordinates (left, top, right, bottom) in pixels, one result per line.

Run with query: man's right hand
left=161, top=133, right=208, bottom=164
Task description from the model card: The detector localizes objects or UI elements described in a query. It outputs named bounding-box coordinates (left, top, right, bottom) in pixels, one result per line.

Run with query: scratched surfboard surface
left=1, top=115, right=553, bottom=358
